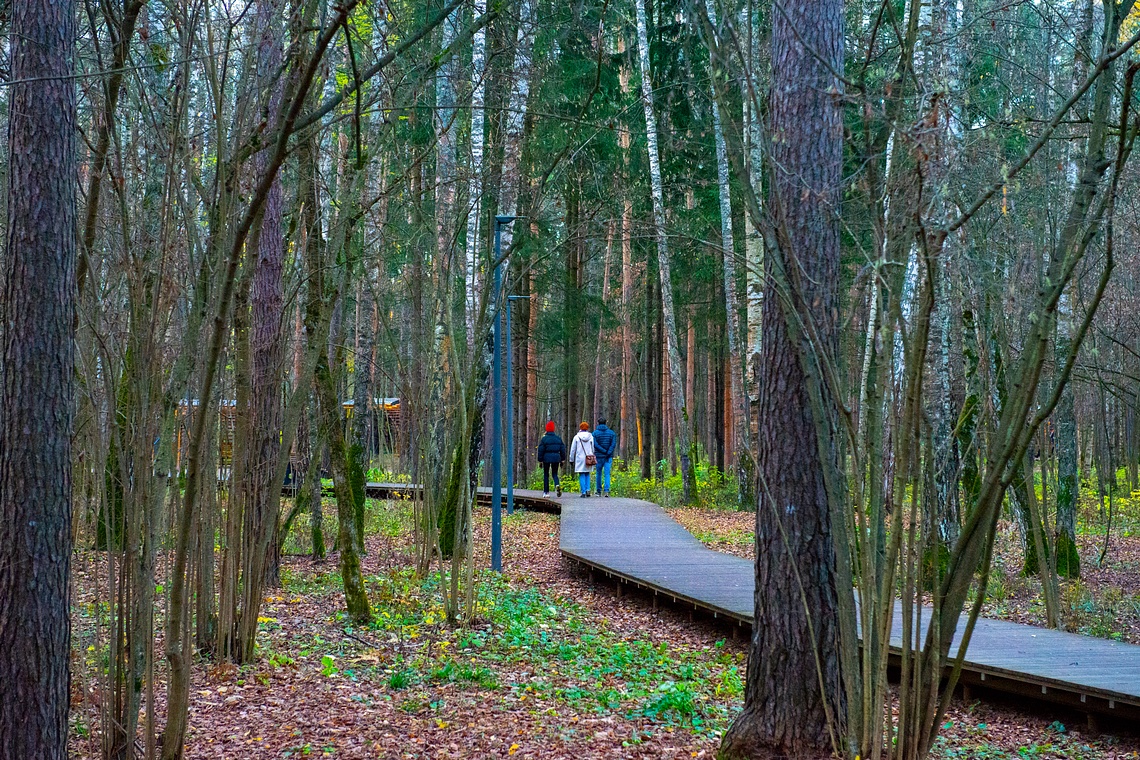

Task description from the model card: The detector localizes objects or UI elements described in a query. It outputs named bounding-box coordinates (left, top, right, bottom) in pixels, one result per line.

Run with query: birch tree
left=634, top=0, right=697, bottom=502
left=465, top=0, right=489, bottom=346
left=703, top=0, right=753, bottom=504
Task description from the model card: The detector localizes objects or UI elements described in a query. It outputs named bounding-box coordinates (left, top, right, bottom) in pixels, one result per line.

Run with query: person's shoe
left=542, top=492, right=549, bottom=498
left=556, top=486, right=562, bottom=497
left=604, top=491, right=610, bottom=498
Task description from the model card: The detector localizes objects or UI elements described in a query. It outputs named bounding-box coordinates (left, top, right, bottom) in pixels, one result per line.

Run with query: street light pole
left=490, top=215, right=516, bottom=572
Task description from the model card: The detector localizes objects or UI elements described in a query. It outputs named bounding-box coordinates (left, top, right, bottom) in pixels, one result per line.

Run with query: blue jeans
left=597, top=459, right=612, bottom=493
left=578, top=472, right=591, bottom=494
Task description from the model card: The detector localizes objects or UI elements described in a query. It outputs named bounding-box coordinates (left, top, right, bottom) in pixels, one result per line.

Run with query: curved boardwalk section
left=366, top=483, right=1140, bottom=724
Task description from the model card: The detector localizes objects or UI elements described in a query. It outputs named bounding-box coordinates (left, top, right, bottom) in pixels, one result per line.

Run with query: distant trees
left=15, top=0, right=1140, bottom=755
left=0, top=0, right=77, bottom=757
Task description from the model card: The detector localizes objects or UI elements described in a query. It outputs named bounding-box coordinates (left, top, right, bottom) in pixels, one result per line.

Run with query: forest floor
left=70, top=499, right=1140, bottom=759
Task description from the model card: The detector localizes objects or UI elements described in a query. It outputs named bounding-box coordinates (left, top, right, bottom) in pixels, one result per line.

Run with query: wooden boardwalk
left=365, top=483, right=1140, bottom=724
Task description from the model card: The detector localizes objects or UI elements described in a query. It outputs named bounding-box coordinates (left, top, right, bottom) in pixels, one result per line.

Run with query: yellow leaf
left=509, top=745, right=520, bottom=755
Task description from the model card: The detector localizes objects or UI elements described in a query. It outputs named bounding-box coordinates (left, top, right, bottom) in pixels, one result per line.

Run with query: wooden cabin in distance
left=341, top=397, right=401, bottom=459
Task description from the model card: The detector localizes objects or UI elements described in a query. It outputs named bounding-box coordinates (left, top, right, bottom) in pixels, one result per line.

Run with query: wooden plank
left=365, top=482, right=1140, bottom=718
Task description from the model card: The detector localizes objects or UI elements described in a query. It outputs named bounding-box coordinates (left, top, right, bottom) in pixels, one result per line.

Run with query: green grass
left=280, top=497, right=411, bottom=554
left=527, top=453, right=744, bottom=510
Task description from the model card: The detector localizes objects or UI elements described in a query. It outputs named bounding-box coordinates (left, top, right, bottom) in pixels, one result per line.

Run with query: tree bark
left=236, top=0, right=289, bottom=661
left=0, top=0, right=77, bottom=753
left=720, top=0, right=845, bottom=754
left=303, top=164, right=372, bottom=622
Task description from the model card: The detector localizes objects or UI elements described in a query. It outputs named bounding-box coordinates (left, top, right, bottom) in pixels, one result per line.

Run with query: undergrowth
left=527, top=455, right=742, bottom=510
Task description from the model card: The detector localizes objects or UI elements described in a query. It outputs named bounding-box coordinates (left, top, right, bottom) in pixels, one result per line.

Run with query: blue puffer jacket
left=592, top=424, right=617, bottom=462
left=536, top=432, right=566, bottom=464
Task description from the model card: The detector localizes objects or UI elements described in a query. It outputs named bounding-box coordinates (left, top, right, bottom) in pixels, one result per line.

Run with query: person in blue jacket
left=536, top=421, right=566, bottom=497
left=592, top=418, right=617, bottom=497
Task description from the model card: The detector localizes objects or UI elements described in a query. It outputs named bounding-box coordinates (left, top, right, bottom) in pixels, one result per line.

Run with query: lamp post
left=490, top=215, right=516, bottom=572
left=505, top=294, right=532, bottom=515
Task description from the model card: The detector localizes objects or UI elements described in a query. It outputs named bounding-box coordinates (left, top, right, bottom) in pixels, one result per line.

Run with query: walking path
left=365, top=482, right=1140, bottom=724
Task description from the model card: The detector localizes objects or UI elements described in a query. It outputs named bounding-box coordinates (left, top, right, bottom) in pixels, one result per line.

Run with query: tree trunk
left=77, top=0, right=146, bottom=297
left=236, top=0, right=288, bottom=661
left=306, top=212, right=371, bottom=622
left=564, top=178, right=582, bottom=428
left=742, top=0, right=764, bottom=434
left=640, top=264, right=658, bottom=480
left=721, top=0, right=846, bottom=754
left=1054, top=295, right=1081, bottom=579
left=0, top=0, right=77, bottom=753
left=704, top=0, right=754, bottom=505
left=593, top=221, right=615, bottom=423
left=464, top=0, right=489, bottom=347
left=633, top=0, right=697, bottom=502
left=436, top=4, right=460, bottom=280
left=619, top=41, right=635, bottom=462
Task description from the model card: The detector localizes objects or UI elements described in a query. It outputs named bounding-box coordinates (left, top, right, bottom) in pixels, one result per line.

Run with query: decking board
left=365, top=482, right=1140, bottom=720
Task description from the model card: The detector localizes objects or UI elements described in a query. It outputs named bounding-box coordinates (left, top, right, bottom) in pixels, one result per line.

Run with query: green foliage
left=362, top=565, right=745, bottom=740
left=268, top=650, right=295, bottom=669
left=528, top=456, right=743, bottom=510
left=365, top=466, right=411, bottom=484
left=387, top=667, right=412, bottom=690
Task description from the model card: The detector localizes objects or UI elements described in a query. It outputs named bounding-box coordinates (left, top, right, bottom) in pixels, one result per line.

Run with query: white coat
left=568, top=431, right=595, bottom=473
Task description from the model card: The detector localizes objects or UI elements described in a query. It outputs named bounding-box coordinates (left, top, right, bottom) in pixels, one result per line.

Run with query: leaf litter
left=69, top=498, right=1139, bottom=758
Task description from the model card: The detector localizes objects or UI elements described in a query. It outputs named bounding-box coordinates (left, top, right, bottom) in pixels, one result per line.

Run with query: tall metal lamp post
left=490, top=215, right=516, bottom=572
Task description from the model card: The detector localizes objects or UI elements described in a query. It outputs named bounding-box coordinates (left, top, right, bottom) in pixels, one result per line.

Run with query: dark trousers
left=542, top=462, right=560, bottom=492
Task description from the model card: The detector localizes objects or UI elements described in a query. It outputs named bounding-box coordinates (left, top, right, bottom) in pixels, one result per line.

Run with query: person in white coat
left=568, top=422, right=596, bottom=497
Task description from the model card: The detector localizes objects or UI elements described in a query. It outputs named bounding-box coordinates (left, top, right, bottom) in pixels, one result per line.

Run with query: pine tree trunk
left=721, top=0, right=845, bottom=754
left=0, top=0, right=76, bottom=753
left=633, top=0, right=696, bottom=502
